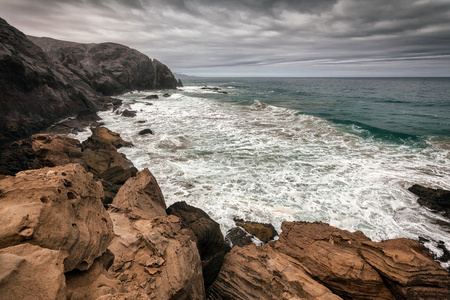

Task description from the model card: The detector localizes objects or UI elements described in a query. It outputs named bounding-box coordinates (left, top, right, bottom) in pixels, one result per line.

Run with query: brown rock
left=208, top=243, right=342, bottom=300
left=167, top=201, right=231, bottom=288
left=360, top=238, right=450, bottom=299
left=0, top=163, right=114, bottom=272
left=31, top=133, right=84, bottom=167
left=111, top=168, right=166, bottom=220
left=0, top=243, right=67, bottom=300
left=274, top=222, right=394, bottom=299
left=235, top=219, right=278, bottom=243
left=83, top=126, right=133, bottom=150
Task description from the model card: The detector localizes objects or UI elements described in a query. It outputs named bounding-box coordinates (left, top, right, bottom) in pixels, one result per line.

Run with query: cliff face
left=0, top=17, right=99, bottom=145
left=0, top=17, right=177, bottom=145
left=29, top=36, right=178, bottom=96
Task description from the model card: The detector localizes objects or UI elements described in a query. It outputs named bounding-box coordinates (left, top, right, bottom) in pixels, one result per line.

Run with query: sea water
left=75, top=77, right=450, bottom=263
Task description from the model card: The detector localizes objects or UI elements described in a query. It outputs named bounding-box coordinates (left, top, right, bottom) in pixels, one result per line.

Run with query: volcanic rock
left=0, top=163, right=114, bottom=272
left=409, top=184, right=450, bottom=217
left=167, top=201, right=231, bottom=288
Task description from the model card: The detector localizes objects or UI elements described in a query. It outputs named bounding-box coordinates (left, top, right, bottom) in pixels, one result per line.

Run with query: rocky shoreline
left=2, top=16, right=450, bottom=300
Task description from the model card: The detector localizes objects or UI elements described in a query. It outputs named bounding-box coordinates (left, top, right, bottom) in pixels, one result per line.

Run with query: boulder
left=208, top=243, right=342, bottom=300
left=0, top=163, right=114, bottom=272
left=83, top=126, right=133, bottom=150
left=224, top=227, right=255, bottom=248
left=274, top=222, right=394, bottom=299
left=360, top=238, right=450, bottom=299
left=111, top=169, right=166, bottom=220
left=121, top=109, right=137, bottom=118
left=167, top=201, right=231, bottom=288
left=235, top=219, right=278, bottom=243
left=145, top=95, right=158, bottom=99
left=409, top=184, right=450, bottom=217
left=163, top=93, right=171, bottom=97
left=0, top=244, right=67, bottom=300
left=138, top=129, right=153, bottom=135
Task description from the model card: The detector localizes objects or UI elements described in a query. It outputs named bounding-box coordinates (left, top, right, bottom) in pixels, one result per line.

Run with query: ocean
left=74, top=77, right=450, bottom=263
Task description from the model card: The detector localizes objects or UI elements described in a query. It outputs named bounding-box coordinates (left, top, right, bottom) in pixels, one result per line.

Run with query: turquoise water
left=74, top=77, right=450, bottom=264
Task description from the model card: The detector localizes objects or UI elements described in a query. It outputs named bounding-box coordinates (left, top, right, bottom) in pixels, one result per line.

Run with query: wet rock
left=138, top=129, right=153, bottom=135
left=409, top=184, right=450, bottom=217
left=208, top=243, right=342, bottom=300
left=177, top=79, right=183, bottom=87
left=121, top=109, right=137, bottom=118
left=235, top=219, right=278, bottom=243
left=0, top=164, right=114, bottom=272
left=83, top=127, right=133, bottom=150
left=136, top=120, right=146, bottom=124
left=0, top=244, right=67, bottom=300
left=225, top=227, right=255, bottom=248
left=167, top=201, right=231, bottom=288
left=163, top=93, right=171, bottom=97
left=144, top=94, right=158, bottom=99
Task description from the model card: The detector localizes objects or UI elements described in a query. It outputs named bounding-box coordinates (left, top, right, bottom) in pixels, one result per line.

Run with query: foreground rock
left=167, top=201, right=231, bottom=288
left=0, top=164, right=113, bottom=272
left=209, top=221, right=450, bottom=299
left=106, top=170, right=205, bottom=299
left=409, top=184, right=450, bottom=217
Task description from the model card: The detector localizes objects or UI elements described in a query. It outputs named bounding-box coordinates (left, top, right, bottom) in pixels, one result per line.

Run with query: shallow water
left=72, top=78, right=450, bottom=264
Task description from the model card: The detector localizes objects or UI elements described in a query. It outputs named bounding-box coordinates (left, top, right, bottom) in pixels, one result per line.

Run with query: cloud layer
left=1, top=0, right=449, bottom=76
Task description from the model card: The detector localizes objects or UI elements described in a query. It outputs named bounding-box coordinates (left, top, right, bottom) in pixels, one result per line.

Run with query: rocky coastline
left=1, top=17, right=450, bottom=299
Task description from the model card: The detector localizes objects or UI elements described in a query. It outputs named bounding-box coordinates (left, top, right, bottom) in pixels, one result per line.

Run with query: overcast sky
left=1, top=0, right=450, bottom=77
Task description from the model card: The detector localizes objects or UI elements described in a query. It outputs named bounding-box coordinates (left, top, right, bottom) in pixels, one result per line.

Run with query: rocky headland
left=1, top=17, right=450, bottom=300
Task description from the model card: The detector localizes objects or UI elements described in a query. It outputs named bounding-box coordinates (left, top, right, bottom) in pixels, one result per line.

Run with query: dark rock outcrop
left=0, top=17, right=99, bottom=145
left=138, top=129, right=153, bottom=135
left=29, top=37, right=178, bottom=96
left=234, top=219, right=278, bottom=243
left=409, top=184, right=450, bottom=217
left=225, top=227, right=255, bottom=248
left=167, top=201, right=231, bottom=288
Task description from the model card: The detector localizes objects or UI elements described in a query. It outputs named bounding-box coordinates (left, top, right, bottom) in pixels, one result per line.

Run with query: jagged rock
left=111, top=169, right=166, bottom=220
left=138, top=129, right=153, bottom=135
left=409, top=184, right=450, bottom=217
left=360, top=238, right=450, bottom=299
left=274, top=222, right=394, bottom=299
left=29, top=37, right=178, bottom=96
left=167, top=201, right=231, bottom=288
left=121, top=109, right=137, bottom=118
left=234, top=219, right=278, bottom=243
left=0, top=244, right=67, bottom=300
left=0, top=18, right=100, bottom=145
left=145, top=94, right=158, bottom=99
left=83, top=127, right=133, bottom=150
left=177, top=79, right=183, bottom=87
left=0, top=163, right=114, bottom=272
left=208, top=243, right=342, bottom=300
left=225, top=227, right=255, bottom=248
left=31, top=134, right=84, bottom=167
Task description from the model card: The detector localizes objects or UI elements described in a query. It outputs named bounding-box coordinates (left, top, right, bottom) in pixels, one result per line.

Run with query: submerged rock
left=138, top=129, right=153, bottom=135
left=409, top=184, right=450, bottom=217
left=145, top=94, right=159, bottom=99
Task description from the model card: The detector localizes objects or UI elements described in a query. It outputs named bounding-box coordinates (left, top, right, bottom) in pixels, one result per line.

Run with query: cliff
left=0, top=17, right=177, bottom=145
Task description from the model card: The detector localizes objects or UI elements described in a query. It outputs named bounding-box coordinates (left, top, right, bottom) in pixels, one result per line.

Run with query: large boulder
left=0, top=244, right=67, bottom=300
left=167, top=201, right=231, bottom=288
left=29, top=36, right=179, bottom=95
left=0, top=163, right=114, bottom=272
left=107, top=172, right=205, bottom=299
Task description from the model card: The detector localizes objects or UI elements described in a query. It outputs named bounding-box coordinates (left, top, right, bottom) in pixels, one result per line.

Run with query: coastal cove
left=82, top=78, right=450, bottom=264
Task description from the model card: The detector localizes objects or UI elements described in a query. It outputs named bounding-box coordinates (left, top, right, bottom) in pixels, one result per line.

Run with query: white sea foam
left=76, top=86, right=450, bottom=261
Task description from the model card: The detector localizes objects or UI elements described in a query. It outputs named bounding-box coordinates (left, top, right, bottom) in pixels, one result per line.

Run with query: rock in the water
left=145, top=94, right=158, bottom=99
left=409, top=184, right=450, bottom=216
left=121, top=109, right=137, bottom=118
left=167, top=201, right=230, bottom=288
left=208, top=243, right=342, bottom=300
left=235, top=219, right=278, bottom=243
left=0, top=163, right=114, bottom=272
left=225, top=227, right=255, bottom=248
left=0, top=244, right=67, bottom=300
left=83, top=127, right=133, bottom=150
left=163, top=93, right=171, bottom=97
left=138, top=129, right=153, bottom=135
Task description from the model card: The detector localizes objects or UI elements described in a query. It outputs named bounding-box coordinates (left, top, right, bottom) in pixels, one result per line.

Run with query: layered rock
left=29, top=36, right=178, bottom=96
left=0, top=163, right=114, bottom=272
left=209, top=221, right=450, bottom=299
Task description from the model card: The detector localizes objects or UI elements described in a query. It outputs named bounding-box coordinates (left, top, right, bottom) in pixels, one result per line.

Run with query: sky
left=1, top=0, right=450, bottom=77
